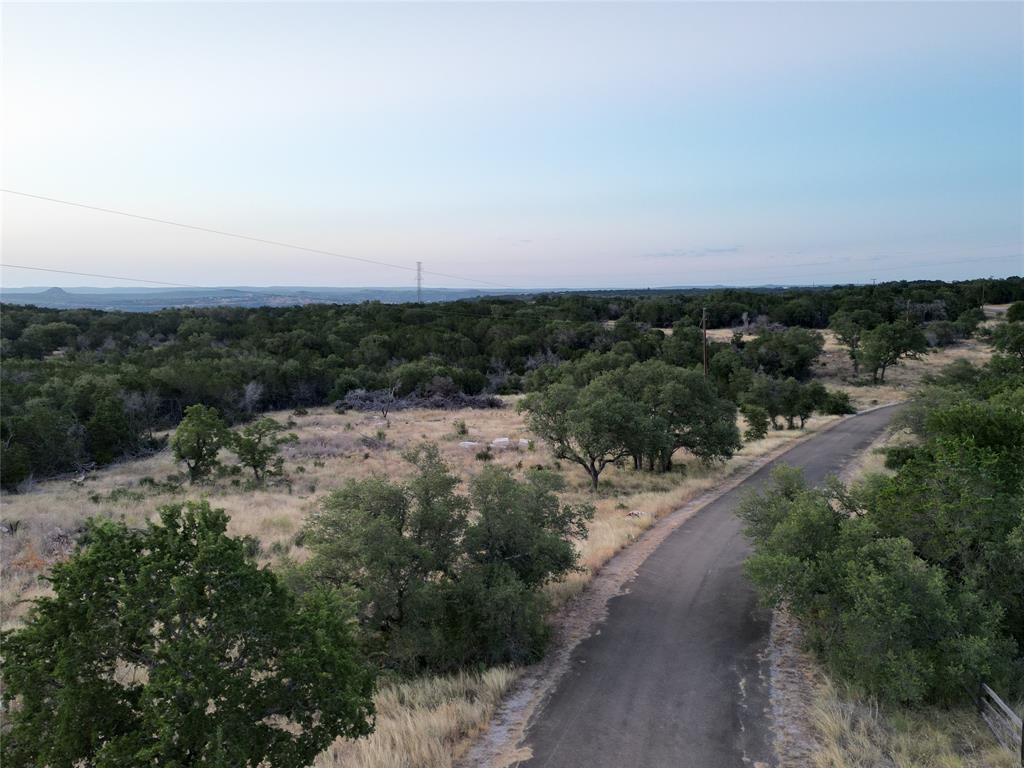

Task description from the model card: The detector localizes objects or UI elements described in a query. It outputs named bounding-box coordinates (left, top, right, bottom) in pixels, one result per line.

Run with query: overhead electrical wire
left=0, top=263, right=206, bottom=289
left=2, top=189, right=1019, bottom=295
left=0, top=189, right=516, bottom=290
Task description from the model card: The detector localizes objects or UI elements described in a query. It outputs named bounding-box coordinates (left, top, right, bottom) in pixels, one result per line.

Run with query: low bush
left=300, top=443, right=593, bottom=674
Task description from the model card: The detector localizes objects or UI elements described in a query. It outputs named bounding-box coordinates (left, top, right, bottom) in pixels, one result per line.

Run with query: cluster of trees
left=1, top=444, right=592, bottom=765
left=829, top=313, right=933, bottom=382
left=738, top=351, right=1024, bottom=704
left=297, top=444, right=593, bottom=673
left=3, top=278, right=1020, bottom=487
left=171, top=405, right=297, bottom=484
left=518, top=327, right=857, bottom=488
left=520, top=361, right=742, bottom=488
left=742, top=375, right=854, bottom=435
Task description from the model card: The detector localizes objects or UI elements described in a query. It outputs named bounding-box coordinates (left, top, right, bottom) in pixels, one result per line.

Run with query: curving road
left=515, top=405, right=900, bottom=768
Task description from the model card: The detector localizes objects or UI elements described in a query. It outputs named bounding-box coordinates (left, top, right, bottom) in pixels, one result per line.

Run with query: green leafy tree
left=16, top=321, right=79, bottom=359
left=829, top=309, right=882, bottom=375
left=446, top=466, right=594, bottom=667
left=740, top=403, right=770, bottom=441
left=744, top=374, right=784, bottom=430
left=171, top=404, right=229, bottom=483
left=230, top=417, right=298, bottom=482
left=992, top=321, right=1024, bottom=361
left=738, top=469, right=1017, bottom=704
left=0, top=501, right=375, bottom=767
left=465, top=466, right=593, bottom=588
left=857, top=320, right=928, bottom=383
left=303, top=444, right=470, bottom=670
left=743, top=327, right=825, bottom=380
left=1005, top=301, right=1024, bottom=323
left=519, top=379, right=640, bottom=489
left=623, top=361, right=741, bottom=470
left=1, top=397, right=82, bottom=485
left=302, top=445, right=592, bottom=672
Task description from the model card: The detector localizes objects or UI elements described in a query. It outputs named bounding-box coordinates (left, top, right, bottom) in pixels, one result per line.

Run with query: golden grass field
left=0, top=332, right=998, bottom=768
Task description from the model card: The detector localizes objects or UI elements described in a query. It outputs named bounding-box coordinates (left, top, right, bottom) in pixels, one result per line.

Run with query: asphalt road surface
left=517, top=405, right=900, bottom=768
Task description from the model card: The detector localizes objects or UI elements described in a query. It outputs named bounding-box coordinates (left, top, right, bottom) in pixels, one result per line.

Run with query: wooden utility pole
left=416, top=261, right=422, bottom=303
left=701, top=306, right=709, bottom=378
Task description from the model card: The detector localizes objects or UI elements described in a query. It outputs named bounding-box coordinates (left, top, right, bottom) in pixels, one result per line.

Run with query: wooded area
left=3, top=278, right=1020, bottom=488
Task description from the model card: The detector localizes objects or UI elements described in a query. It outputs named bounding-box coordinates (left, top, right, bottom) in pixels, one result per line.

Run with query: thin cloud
left=639, top=246, right=742, bottom=260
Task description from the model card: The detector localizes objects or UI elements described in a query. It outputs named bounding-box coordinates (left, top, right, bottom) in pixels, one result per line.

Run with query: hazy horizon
left=3, top=2, right=1022, bottom=289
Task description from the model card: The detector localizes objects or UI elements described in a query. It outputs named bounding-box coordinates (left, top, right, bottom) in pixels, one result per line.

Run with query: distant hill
left=0, top=286, right=537, bottom=311
left=0, top=282, right=856, bottom=311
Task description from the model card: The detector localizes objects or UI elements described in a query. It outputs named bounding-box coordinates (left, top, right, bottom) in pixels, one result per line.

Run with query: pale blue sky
left=2, top=2, right=1022, bottom=289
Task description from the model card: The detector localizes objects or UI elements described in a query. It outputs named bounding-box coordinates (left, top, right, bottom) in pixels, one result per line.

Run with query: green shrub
left=170, top=404, right=229, bottom=484
left=0, top=501, right=374, bottom=767
left=882, top=445, right=918, bottom=469
left=740, top=404, right=770, bottom=441
left=738, top=360, right=1024, bottom=705
left=821, top=389, right=856, bottom=415
left=301, top=444, right=593, bottom=674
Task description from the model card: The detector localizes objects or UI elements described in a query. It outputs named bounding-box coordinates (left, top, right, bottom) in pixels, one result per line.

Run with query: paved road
left=517, top=406, right=900, bottom=768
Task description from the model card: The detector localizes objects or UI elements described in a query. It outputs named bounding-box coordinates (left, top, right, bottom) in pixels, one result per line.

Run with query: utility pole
left=416, top=261, right=422, bottom=303
left=701, top=306, right=709, bottom=378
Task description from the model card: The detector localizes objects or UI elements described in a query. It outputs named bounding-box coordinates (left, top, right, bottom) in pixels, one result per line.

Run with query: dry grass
left=840, top=420, right=919, bottom=486
left=0, top=398, right=840, bottom=626
left=812, top=330, right=992, bottom=410
left=706, top=327, right=992, bottom=410
left=315, top=667, right=518, bottom=768
left=810, top=678, right=1019, bottom=768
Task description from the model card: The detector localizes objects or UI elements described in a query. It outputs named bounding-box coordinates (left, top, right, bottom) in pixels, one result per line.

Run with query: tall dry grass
left=314, top=667, right=517, bottom=768
left=810, top=678, right=1019, bottom=768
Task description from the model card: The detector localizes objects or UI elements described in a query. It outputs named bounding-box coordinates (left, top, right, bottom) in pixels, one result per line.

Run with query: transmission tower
left=416, top=261, right=422, bottom=303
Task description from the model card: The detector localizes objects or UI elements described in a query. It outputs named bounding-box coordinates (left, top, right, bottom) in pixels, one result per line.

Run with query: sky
left=1, top=1, right=1022, bottom=290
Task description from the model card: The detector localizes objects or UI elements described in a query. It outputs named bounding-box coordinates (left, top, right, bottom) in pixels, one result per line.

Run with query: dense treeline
left=2, top=277, right=1021, bottom=487
left=739, top=351, right=1024, bottom=705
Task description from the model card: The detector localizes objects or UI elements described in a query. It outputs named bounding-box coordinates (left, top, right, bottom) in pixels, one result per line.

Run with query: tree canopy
left=737, top=352, right=1024, bottom=705
left=3, top=277, right=1020, bottom=487
left=1, top=501, right=375, bottom=767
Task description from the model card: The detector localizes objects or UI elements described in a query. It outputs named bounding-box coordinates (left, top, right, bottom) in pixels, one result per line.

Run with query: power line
left=1, top=189, right=517, bottom=290
left=3, top=190, right=1018, bottom=293
left=0, top=263, right=206, bottom=289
